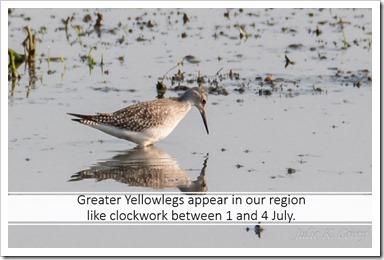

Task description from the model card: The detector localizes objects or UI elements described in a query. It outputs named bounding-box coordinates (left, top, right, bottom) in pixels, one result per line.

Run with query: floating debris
left=182, top=13, right=189, bottom=25
left=7, top=8, right=372, bottom=101
left=183, top=55, right=200, bottom=64
left=229, top=69, right=240, bottom=80
left=118, top=55, right=124, bottom=64
left=156, top=80, right=167, bottom=99
left=146, top=20, right=155, bottom=28
left=287, top=168, right=296, bottom=174
left=264, top=75, right=274, bottom=83
left=342, top=31, right=352, bottom=49
left=314, top=26, right=322, bottom=36
left=284, top=55, right=295, bottom=68
left=136, top=36, right=147, bottom=42
left=246, top=224, right=264, bottom=238
left=258, top=89, right=272, bottom=96
left=83, top=14, right=92, bottom=23
left=87, top=47, right=96, bottom=72
left=235, top=164, right=244, bottom=169
left=224, top=10, right=230, bottom=19
left=208, top=85, right=229, bottom=96
left=312, top=85, right=325, bottom=93
left=234, top=87, right=245, bottom=93
left=238, top=24, right=249, bottom=41
left=95, top=12, right=103, bottom=28
left=318, top=52, right=327, bottom=60
left=116, top=35, right=125, bottom=44
left=171, top=69, right=185, bottom=85
left=91, top=86, right=130, bottom=93
left=287, top=43, right=304, bottom=50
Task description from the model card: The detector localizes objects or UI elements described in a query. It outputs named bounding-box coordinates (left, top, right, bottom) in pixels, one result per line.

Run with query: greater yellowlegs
left=69, top=146, right=208, bottom=192
left=68, top=86, right=209, bottom=146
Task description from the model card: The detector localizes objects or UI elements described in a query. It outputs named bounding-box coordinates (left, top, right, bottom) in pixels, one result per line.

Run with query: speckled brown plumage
left=68, top=98, right=189, bottom=132
left=68, top=86, right=209, bottom=146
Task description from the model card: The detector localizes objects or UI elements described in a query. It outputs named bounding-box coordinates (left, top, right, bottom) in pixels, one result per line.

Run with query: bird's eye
left=202, top=99, right=207, bottom=105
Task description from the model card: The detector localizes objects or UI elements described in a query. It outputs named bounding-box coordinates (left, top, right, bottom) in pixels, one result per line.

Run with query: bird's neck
left=178, top=90, right=195, bottom=103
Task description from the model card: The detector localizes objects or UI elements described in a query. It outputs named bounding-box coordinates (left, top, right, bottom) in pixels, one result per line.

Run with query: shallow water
left=7, top=8, right=372, bottom=249
left=8, top=8, right=372, bottom=193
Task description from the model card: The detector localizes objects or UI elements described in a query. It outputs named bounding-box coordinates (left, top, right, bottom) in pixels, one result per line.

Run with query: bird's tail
left=67, top=113, right=93, bottom=122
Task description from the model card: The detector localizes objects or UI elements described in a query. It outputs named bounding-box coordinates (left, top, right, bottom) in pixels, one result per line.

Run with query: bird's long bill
left=199, top=110, right=209, bottom=135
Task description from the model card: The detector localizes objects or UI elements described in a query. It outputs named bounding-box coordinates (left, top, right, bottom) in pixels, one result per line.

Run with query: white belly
left=91, top=106, right=191, bottom=146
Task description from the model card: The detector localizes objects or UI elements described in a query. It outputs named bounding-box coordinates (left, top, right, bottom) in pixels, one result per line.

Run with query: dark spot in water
left=118, top=56, right=124, bottom=64
left=146, top=20, right=155, bottom=28
left=318, top=52, right=327, bottom=60
left=234, top=87, right=245, bottom=93
left=264, top=75, right=274, bottom=83
left=92, top=86, right=134, bottom=93
left=285, top=55, right=295, bottom=68
left=117, top=35, right=125, bottom=44
left=299, top=159, right=307, bottom=164
left=314, top=26, right=322, bottom=36
left=318, top=20, right=328, bottom=25
left=287, top=43, right=304, bottom=50
left=136, top=36, right=147, bottom=42
left=287, top=168, right=296, bottom=174
left=171, top=69, right=185, bottom=85
left=156, top=81, right=167, bottom=99
left=182, top=13, right=189, bottom=25
left=95, top=13, right=103, bottom=28
left=235, top=164, right=244, bottom=169
left=208, top=85, right=229, bottom=96
left=229, top=69, right=240, bottom=80
left=83, top=14, right=92, bottom=23
left=259, top=89, right=272, bottom=96
left=309, top=47, right=317, bottom=51
left=183, top=55, right=200, bottom=64
left=246, top=224, right=263, bottom=238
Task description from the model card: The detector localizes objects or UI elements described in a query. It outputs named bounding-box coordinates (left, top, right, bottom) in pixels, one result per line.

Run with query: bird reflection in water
left=69, top=146, right=208, bottom=194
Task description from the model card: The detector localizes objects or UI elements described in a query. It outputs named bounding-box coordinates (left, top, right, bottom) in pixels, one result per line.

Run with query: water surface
left=7, top=8, right=372, bottom=249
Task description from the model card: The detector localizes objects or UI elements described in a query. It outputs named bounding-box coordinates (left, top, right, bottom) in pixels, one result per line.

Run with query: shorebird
left=68, top=86, right=209, bottom=146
